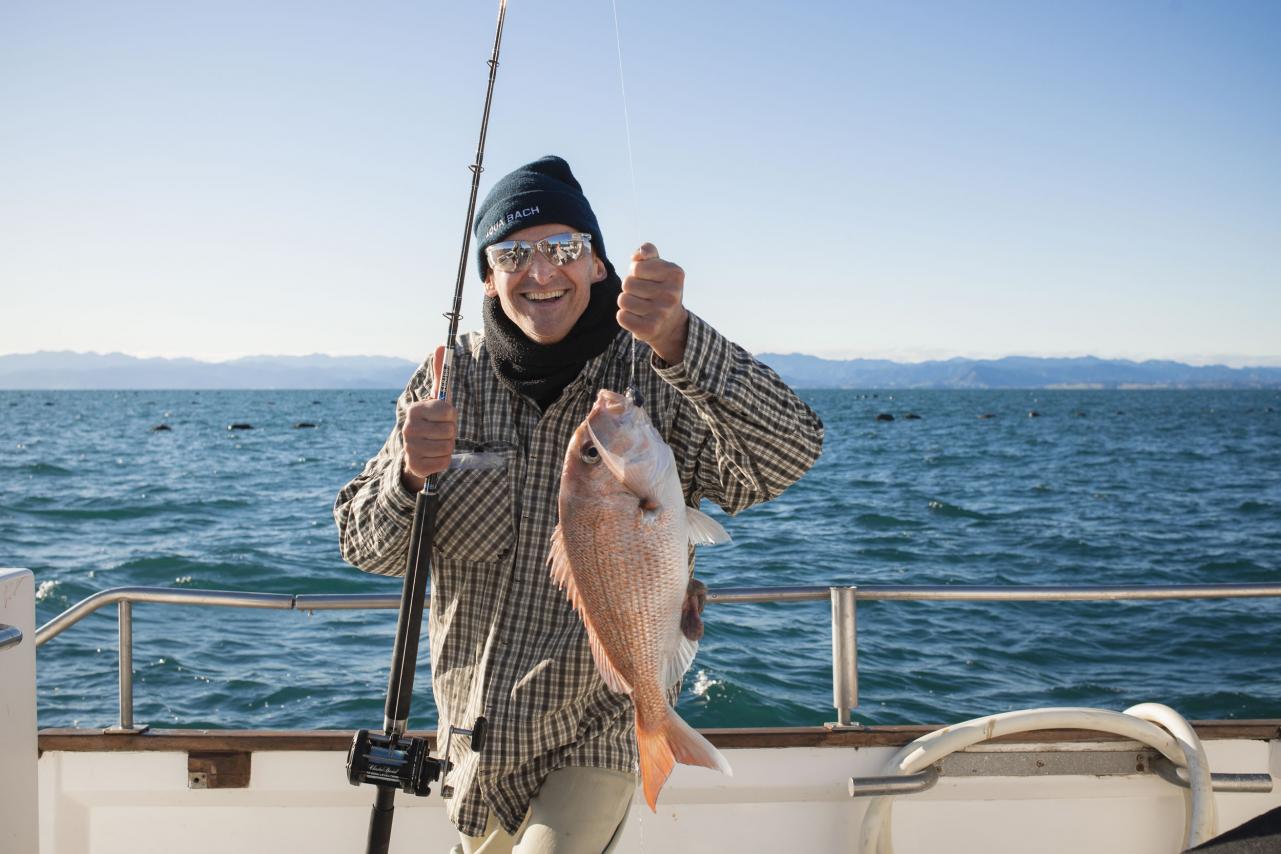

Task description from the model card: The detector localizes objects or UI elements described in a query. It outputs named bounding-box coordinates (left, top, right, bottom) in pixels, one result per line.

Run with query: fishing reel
left=346, top=717, right=487, bottom=799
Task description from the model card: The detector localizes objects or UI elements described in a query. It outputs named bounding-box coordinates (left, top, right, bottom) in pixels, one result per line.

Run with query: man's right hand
left=401, top=345, right=456, bottom=493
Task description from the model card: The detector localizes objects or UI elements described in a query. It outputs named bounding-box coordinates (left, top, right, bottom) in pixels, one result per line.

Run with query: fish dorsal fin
left=686, top=506, right=731, bottom=546
left=548, top=525, right=633, bottom=695
left=661, top=635, right=700, bottom=689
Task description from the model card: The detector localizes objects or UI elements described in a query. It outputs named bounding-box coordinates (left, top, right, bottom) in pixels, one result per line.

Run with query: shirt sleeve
left=655, top=312, right=824, bottom=515
left=332, top=358, right=433, bottom=576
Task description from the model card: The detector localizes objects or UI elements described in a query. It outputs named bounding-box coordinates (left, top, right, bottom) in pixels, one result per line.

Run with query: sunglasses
left=485, top=232, right=592, bottom=274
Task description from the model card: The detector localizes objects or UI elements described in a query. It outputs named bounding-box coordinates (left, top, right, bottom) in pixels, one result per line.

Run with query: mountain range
left=0, top=352, right=418, bottom=390
left=2, top=351, right=1279, bottom=390
left=759, top=353, right=1281, bottom=390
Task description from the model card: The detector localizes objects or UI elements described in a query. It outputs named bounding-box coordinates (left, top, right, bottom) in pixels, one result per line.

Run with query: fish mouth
left=585, top=390, right=631, bottom=450
left=585, top=390, right=633, bottom=481
left=593, top=389, right=628, bottom=415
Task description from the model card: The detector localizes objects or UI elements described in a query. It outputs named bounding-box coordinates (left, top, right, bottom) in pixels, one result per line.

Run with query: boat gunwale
left=36, top=721, right=1281, bottom=755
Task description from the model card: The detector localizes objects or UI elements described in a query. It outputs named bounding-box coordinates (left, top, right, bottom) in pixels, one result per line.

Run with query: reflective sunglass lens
left=486, top=233, right=590, bottom=272
left=542, top=236, right=584, bottom=264
left=487, top=243, right=531, bottom=273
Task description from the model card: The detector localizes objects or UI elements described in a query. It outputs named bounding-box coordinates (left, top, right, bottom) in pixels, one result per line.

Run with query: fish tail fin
left=636, top=709, right=733, bottom=812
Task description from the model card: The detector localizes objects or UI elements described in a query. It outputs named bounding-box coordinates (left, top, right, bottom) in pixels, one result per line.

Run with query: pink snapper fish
left=550, top=388, right=733, bottom=810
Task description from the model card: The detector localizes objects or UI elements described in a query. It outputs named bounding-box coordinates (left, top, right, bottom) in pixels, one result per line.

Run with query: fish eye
left=580, top=444, right=600, bottom=465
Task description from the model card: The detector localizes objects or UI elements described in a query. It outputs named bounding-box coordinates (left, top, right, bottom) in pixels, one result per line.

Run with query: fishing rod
left=345, top=2, right=508, bottom=851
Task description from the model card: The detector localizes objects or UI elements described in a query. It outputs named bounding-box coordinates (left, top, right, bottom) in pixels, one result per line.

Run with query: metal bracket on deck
left=824, top=721, right=867, bottom=731
left=188, top=751, right=251, bottom=789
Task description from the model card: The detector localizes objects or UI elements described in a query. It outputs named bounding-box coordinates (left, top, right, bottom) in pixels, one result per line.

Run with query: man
left=334, top=156, right=823, bottom=853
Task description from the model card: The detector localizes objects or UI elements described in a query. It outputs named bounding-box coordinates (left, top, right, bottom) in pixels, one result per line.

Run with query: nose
left=527, top=250, right=559, bottom=284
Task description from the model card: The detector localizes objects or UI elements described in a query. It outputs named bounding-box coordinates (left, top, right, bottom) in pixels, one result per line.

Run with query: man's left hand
left=618, top=243, right=689, bottom=365
left=680, top=577, right=708, bottom=642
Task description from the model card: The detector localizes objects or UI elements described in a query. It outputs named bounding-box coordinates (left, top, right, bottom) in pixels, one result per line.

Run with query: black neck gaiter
left=482, top=270, right=622, bottom=410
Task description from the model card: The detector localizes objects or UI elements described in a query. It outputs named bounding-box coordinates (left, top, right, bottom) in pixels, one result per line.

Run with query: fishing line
left=610, top=0, right=639, bottom=215
left=609, top=0, right=646, bottom=407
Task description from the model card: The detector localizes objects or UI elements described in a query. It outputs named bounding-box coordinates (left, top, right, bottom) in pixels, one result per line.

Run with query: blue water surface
left=3, top=388, right=1278, bottom=730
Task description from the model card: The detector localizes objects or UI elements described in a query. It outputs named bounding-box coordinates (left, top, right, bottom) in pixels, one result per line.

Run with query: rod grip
left=366, top=785, right=397, bottom=854
left=384, top=489, right=438, bottom=725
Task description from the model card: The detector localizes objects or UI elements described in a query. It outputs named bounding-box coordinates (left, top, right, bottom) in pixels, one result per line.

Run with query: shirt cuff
left=652, top=311, right=733, bottom=401
left=377, top=456, right=420, bottom=520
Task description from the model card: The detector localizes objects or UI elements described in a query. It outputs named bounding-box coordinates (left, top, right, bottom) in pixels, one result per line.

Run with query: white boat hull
left=33, top=726, right=1281, bottom=854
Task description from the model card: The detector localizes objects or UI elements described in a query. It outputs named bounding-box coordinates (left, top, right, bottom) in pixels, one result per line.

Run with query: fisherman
left=334, top=155, right=823, bottom=854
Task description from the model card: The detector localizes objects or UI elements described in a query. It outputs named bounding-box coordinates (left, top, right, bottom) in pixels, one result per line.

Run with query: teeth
left=525, top=290, right=567, bottom=302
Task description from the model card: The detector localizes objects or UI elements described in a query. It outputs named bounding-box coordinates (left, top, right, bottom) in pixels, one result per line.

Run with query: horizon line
left=4, top=348, right=1281, bottom=370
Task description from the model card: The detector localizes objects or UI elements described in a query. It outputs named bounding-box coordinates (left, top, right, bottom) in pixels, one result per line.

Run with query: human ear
left=483, top=272, right=497, bottom=297
left=591, top=256, right=607, bottom=283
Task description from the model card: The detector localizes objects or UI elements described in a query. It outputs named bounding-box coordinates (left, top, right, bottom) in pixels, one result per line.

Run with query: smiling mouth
left=523, top=290, right=568, bottom=302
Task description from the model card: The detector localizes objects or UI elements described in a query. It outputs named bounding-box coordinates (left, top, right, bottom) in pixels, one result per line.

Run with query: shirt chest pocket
left=432, top=446, right=517, bottom=562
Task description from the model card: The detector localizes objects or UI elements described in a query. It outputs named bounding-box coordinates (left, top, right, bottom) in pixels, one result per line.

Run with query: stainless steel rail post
left=107, top=600, right=147, bottom=733
left=830, top=586, right=858, bottom=727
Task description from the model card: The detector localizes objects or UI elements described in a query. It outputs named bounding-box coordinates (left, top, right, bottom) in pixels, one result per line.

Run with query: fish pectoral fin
left=585, top=619, right=633, bottom=694
left=661, top=635, right=700, bottom=689
left=686, top=506, right=731, bottom=546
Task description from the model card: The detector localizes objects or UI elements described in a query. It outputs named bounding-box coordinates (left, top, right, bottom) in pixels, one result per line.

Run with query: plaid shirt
left=334, top=312, right=823, bottom=836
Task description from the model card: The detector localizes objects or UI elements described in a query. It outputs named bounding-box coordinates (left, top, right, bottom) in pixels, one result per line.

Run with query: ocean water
left=4, top=388, right=1279, bottom=731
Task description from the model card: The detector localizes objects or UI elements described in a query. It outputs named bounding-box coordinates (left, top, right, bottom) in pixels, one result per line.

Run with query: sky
left=2, top=0, right=1279, bottom=365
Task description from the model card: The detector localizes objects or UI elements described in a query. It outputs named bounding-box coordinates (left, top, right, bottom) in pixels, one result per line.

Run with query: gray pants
left=451, top=766, right=636, bottom=854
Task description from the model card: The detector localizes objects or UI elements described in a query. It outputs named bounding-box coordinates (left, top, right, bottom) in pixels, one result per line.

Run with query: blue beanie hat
left=473, top=155, right=609, bottom=281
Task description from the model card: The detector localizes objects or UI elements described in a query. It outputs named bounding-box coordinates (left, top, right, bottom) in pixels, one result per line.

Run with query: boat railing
left=34, top=582, right=1281, bottom=733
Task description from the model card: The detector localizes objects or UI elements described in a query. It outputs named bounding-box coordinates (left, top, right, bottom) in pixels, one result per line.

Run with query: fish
left=549, top=388, right=733, bottom=811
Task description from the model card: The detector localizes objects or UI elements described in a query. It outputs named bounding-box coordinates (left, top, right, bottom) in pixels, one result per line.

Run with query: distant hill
left=3, top=351, right=1280, bottom=390
left=0, top=352, right=420, bottom=389
left=755, top=354, right=1281, bottom=389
